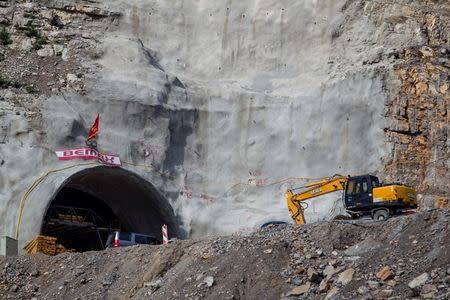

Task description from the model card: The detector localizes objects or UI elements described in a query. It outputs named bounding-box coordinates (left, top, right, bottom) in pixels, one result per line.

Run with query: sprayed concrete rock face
left=0, top=0, right=448, bottom=245
left=78, top=0, right=388, bottom=236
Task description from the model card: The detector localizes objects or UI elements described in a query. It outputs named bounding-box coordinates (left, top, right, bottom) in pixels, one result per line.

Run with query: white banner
left=55, top=147, right=121, bottom=166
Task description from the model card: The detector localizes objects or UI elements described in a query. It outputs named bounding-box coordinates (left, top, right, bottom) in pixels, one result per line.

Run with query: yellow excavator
left=286, top=174, right=417, bottom=224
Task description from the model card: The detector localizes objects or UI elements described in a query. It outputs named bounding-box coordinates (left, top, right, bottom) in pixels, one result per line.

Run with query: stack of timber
left=23, top=235, right=76, bottom=255
left=58, top=213, right=84, bottom=223
left=23, top=235, right=57, bottom=255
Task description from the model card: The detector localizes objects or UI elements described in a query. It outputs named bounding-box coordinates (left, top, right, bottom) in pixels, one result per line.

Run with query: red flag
left=87, top=114, right=99, bottom=141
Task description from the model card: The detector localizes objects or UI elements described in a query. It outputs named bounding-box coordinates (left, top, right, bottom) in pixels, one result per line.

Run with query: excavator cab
left=344, top=175, right=380, bottom=210
left=343, top=175, right=417, bottom=217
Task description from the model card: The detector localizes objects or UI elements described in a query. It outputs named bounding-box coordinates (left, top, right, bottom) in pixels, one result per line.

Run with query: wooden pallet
left=23, top=235, right=57, bottom=256
left=24, top=235, right=76, bottom=256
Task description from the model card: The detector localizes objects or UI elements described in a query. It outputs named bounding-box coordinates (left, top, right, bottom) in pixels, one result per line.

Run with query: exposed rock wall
left=378, top=1, right=450, bottom=206
left=0, top=0, right=448, bottom=242
left=309, top=0, right=450, bottom=206
left=386, top=47, right=449, bottom=206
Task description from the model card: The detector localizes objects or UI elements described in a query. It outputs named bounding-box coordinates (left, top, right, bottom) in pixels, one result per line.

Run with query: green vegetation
left=24, top=25, right=39, bottom=38
left=23, top=12, right=37, bottom=19
left=25, top=85, right=36, bottom=94
left=32, top=35, right=48, bottom=50
left=0, top=76, right=21, bottom=89
left=0, top=26, right=12, bottom=45
left=18, top=25, right=48, bottom=50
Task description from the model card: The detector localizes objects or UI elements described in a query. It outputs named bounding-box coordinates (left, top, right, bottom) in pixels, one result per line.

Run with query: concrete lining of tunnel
left=17, top=164, right=180, bottom=252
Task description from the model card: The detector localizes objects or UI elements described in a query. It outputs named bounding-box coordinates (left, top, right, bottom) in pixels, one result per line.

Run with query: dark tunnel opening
left=41, top=187, right=124, bottom=251
left=40, top=166, right=181, bottom=252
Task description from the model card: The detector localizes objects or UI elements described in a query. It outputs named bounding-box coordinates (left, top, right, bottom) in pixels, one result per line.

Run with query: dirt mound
left=1, top=210, right=449, bottom=299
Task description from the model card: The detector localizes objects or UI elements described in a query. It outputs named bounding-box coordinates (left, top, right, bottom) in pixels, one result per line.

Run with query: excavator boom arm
left=286, top=175, right=348, bottom=224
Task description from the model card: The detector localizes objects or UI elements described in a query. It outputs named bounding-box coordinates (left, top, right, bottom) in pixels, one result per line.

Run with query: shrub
left=0, top=26, right=12, bottom=45
left=20, top=25, right=48, bottom=50
left=25, top=85, right=36, bottom=93
left=0, top=76, right=21, bottom=89
left=25, top=26, right=39, bottom=38
left=23, top=12, right=37, bottom=19
left=32, top=35, right=47, bottom=50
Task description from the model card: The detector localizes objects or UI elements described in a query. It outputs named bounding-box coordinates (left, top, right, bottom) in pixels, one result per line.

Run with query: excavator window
left=371, top=177, right=380, bottom=188
left=346, top=178, right=369, bottom=196
left=362, top=178, right=368, bottom=193
left=346, top=181, right=355, bottom=195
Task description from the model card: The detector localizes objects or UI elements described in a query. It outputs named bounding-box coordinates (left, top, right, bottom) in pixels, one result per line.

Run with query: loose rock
left=324, top=287, right=339, bottom=300
left=408, top=273, right=430, bottom=289
left=337, top=268, right=355, bottom=285
left=307, top=267, right=320, bottom=283
left=376, top=266, right=394, bottom=281
left=204, top=276, right=214, bottom=287
left=286, top=282, right=311, bottom=296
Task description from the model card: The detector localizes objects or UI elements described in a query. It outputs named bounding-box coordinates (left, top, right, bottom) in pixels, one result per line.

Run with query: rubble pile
left=1, top=210, right=449, bottom=299
left=280, top=209, right=450, bottom=299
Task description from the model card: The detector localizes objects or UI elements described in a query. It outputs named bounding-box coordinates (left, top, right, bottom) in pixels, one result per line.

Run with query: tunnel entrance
left=42, top=188, right=122, bottom=251
left=40, top=166, right=180, bottom=252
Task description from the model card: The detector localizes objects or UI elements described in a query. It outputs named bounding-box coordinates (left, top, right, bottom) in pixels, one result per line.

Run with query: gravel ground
left=1, top=209, right=449, bottom=300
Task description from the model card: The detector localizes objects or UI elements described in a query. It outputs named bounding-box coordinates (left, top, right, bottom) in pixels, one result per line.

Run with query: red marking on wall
left=181, top=186, right=216, bottom=204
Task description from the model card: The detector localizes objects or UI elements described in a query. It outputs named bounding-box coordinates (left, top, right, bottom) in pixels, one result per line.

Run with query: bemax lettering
left=55, top=147, right=121, bottom=166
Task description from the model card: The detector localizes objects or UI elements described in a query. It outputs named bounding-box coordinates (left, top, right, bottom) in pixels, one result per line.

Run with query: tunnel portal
left=40, top=166, right=179, bottom=252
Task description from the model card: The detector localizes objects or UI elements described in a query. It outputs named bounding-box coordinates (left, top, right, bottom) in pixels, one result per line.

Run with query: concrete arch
left=18, top=164, right=180, bottom=251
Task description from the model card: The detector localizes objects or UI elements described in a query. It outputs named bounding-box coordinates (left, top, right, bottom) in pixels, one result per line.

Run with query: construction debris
left=1, top=210, right=449, bottom=299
